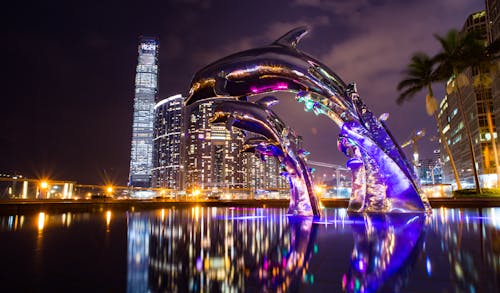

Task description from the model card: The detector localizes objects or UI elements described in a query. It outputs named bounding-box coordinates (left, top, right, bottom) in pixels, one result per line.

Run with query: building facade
left=183, top=101, right=246, bottom=191
left=152, top=94, right=184, bottom=190
left=129, top=36, right=159, bottom=188
left=418, top=150, right=443, bottom=185
left=486, top=0, right=500, bottom=170
left=438, top=11, right=499, bottom=187
left=245, top=154, right=287, bottom=194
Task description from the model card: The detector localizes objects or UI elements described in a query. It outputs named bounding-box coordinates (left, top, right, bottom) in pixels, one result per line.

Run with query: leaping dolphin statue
left=210, top=96, right=321, bottom=217
left=186, top=27, right=430, bottom=213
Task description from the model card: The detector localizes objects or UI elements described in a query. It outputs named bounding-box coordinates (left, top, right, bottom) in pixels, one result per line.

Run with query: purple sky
left=3, top=0, right=484, bottom=184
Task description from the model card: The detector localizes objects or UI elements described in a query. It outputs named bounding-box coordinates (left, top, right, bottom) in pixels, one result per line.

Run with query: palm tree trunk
left=486, top=110, right=500, bottom=187
left=453, top=69, right=481, bottom=194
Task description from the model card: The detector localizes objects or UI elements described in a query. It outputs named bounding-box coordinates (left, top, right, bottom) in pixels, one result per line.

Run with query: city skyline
left=3, top=0, right=485, bottom=185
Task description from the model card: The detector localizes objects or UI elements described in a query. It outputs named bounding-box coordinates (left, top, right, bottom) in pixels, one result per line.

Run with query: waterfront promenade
left=1, top=197, right=500, bottom=215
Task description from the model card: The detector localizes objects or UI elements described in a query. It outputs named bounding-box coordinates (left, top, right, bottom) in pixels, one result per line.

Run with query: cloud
left=311, top=0, right=484, bottom=158
left=292, top=0, right=371, bottom=15
left=192, top=16, right=331, bottom=65
left=318, top=0, right=480, bottom=102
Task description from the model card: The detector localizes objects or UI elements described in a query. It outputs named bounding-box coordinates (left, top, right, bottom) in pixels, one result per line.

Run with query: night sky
left=3, top=0, right=484, bottom=185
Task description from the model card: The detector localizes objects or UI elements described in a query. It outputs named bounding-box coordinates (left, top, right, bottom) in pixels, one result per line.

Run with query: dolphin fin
left=225, top=116, right=235, bottom=131
left=214, top=76, right=229, bottom=96
left=273, top=26, right=309, bottom=48
left=256, top=96, right=280, bottom=108
left=379, top=113, right=389, bottom=121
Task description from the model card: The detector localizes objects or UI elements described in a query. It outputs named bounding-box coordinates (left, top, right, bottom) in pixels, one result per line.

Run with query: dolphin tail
left=272, top=26, right=309, bottom=48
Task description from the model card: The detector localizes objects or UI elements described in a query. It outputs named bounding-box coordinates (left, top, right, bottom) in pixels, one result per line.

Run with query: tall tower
left=152, top=94, right=184, bottom=190
left=129, top=36, right=159, bottom=188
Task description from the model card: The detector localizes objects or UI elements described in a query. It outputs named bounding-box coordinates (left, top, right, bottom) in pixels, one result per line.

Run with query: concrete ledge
left=0, top=198, right=499, bottom=215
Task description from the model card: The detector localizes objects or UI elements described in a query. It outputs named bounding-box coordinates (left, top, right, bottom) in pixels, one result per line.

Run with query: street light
left=39, top=180, right=49, bottom=199
left=106, top=186, right=114, bottom=197
left=40, top=181, right=48, bottom=189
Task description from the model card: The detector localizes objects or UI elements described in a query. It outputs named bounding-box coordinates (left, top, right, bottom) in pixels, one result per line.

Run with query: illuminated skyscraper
left=184, top=101, right=246, bottom=191
left=129, top=36, right=159, bottom=188
left=438, top=11, right=499, bottom=187
left=245, top=154, right=287, bottom=194
left=486, top=0, right=500, bottom=160
left=152, top=94, right=184, bottom=190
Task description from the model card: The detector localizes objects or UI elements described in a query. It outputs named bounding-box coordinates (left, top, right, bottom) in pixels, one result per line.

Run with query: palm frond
left=396, top=85, right=422, bottom=104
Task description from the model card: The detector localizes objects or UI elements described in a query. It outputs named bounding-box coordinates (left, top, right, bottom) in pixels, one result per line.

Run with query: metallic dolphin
left=186, top=26, right=430, bottom=213
left=185, top=27, right=357, bottom=126
left=210, top=97, right=321, bottom=217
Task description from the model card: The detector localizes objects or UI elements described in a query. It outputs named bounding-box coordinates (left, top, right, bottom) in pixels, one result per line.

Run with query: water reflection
left=343, top=214, right=426, bottom=292
left=0, top=207, right=499, bottom=291
left=428, top=207, right=500, bottom=292
left=126, top=208, right=318, bottom=292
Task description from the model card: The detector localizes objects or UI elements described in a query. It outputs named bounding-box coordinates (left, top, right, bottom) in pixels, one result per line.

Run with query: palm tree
left=434, top=29, right=484, bottom=193
left=397, top=52, right=462, bottom=189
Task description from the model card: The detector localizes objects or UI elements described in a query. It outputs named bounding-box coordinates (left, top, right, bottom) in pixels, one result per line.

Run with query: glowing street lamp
left=39, top=180, right=49, bottom=199
left=40, top=181, right=48, bottom=189
left=314, top=185, right=325, bottom=197
left=106, top=186, right=114, bottom=196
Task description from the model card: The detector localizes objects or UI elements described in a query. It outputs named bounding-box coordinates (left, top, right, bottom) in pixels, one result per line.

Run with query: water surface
left=1, top=207, right=499, bottom=292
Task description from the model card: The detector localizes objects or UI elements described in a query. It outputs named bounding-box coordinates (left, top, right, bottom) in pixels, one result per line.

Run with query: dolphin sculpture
left=210, top=96, right=321, bottom=217
left=344, top=214, right=427, bottom=292
left=186, top=27, right=430, bottom=213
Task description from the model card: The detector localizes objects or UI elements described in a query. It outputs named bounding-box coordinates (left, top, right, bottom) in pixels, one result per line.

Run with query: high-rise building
left=129, top=36, right=159, bottom=188
left=418, top=150, right=443, bottom=185
left=183, top=101, right=246, bottom=191
left=486, top=0, right=500, bottom=42
left=486, top=0, right=500, bottom=165
left=152, top=94, right=184, bottom=190
left=438, top=11, right=499, bottom=187
left=245, top=154, right=287, bottom=194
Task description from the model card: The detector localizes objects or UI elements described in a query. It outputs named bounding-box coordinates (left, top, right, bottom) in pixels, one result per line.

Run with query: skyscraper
left=438, top=11, right=499, bottom=187
left=129, top=36, right=159, bottom=188
left=152, top=94, right=184, bottom=190
left=245, top=154, right=287, bottom=194
left=486, top=0, right=500, bottom=165
left=183, top=101, right=246, bottom=191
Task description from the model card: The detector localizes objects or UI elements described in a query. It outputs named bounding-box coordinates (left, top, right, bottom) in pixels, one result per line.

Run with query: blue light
left=426, top=257, right=432, bottom=276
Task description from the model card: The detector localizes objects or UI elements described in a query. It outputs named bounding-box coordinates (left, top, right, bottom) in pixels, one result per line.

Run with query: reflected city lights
left=38, top=212, right=45, bottom=231
left=106, top=210, right=112, bottom=230
left=0, top=207, right=498, bottom=291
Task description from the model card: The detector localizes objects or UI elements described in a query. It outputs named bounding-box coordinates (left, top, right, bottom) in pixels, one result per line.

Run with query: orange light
left=38, top=212, right=46, bottom=231
left=40, top=181, right=48, bottom=189
left=314, top=185, right=325, bottom=195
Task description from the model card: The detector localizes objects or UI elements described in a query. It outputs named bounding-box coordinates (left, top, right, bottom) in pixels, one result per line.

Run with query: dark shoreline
left=1, top=197, right=499, bottom=215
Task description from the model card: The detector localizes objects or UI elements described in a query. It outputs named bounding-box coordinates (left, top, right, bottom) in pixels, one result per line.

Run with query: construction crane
left=401, top=129, right=426, bottom=169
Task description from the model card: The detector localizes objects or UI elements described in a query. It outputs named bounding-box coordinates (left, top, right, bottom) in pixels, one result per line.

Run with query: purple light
left=358, top=260, right=365, bottom=272
left=250, top=82, right=288, bottom=94
left=224, top=215, right=267, bottom=220
left=196, top=257, right=203, bottom=271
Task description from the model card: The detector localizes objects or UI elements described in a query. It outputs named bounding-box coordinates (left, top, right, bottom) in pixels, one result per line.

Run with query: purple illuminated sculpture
left=185, top=27, right=430, bottom=215
left=210, top=97, right=321, bottom=216
left=344, top=214, right=427, bottom=292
